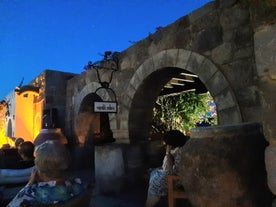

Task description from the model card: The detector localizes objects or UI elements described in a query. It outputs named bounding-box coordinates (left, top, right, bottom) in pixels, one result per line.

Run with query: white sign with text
left=94, top=101, right=117, bottom=113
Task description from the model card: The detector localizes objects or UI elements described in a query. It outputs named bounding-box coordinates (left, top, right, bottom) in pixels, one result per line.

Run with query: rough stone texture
left=220, top=4, right=250, bottom=31
left=46, top=1, right=276, bottom=201
left=252, top=14, right=276, bottom=197
left=255, top=24, right=276, bottom=76
left=265, top=145, right=276, bottom=195
left=188, top=1, right=215, bottom=24
left=95, top=144, right=125, bottom=194
left=211, top=42, right=234, bottom=64
left=192, top=26, right=223, bottom=52
left=219, top=0, right=238, bottom=9
left=223, top=59, right=256, bottom=90
left=65, top=1, right=265, bottom=143
left=178, top=123, right=273, bottom=207
left=213, top=89, right=237, bottom=111
left=255, top=23, right=276, bottom=147
left=217, top=106, right=242, bottom=124
left=205, top=71, right=229, bottom=96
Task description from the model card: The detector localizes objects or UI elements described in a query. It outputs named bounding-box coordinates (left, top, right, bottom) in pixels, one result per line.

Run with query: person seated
left=4, top=141, right=34, bottom=169
left=1, top=144, right=11, bottom=149
left=0, top=138, right=26, bottom=169
left=7, top=140, right=86, bottom=207
left=0, top=141, right=35, bottom=185
left=14, top=138, right=24, bottom=148
left=145, top=130, right=189, bottom=207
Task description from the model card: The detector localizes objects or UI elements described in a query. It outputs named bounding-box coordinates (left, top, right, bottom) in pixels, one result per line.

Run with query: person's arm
left=26, top=168, right=39, bottom=186
left=162, top=145, right=175, bottom=173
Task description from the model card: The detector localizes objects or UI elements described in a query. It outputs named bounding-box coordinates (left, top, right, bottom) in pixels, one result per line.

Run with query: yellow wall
left=0, top=105, right=13, bottom=147
left=14, top=92, right=43, bottom=142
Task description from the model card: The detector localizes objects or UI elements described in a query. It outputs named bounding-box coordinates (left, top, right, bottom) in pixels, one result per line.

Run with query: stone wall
left=66, top=1, right=263, bottom=143
left=64, top=0, right=276, bottom=199
left=179, top=123, right=273, bottom=207
left=255, top=22, right=276, bottom=197
left=255, top=23, right=276, bottom=145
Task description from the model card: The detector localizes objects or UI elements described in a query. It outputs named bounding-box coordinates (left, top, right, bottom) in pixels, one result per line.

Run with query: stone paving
left=90, top=185, right=148, bottom=207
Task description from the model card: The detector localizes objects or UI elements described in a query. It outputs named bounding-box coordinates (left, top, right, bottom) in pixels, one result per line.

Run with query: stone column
left=255, top=23, right=276, bottom=196
left=94, top=143, right=125, bottom=194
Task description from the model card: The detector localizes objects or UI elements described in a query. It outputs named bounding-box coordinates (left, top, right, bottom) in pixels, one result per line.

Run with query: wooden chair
left=167, top=175, right=188, bottom=207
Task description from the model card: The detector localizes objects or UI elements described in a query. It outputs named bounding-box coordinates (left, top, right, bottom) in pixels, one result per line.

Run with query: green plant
left=151, top=92, right=217, bottom=134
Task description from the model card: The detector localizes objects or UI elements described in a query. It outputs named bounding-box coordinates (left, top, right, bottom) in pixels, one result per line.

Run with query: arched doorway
left=127, top=49, right=239, bottom=143
left=126, top=49, right=239, bottom=170
left=76, top=93, right=114, bottom=145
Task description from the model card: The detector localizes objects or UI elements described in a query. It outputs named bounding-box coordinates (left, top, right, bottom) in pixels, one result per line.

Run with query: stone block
left=211, top=43, right=234, bottom=64
left=220, top=5, right=249, bottom=30
left=188, top=1, right=215, bottom=23
left=217, top=106, right=242, bottom=124
left=239, top=106, right=262, bottom=123
left=136, top=57, right=155, bottom=79
left=236, top=86, right=260, bottom=107
left=219, top=0, right=238, bottom=8
left=254, top=23, right=276, bottom=77
left=205, top=70, right=229, bottom=96
left=213, top=89, right=236, bottom=111
left=222, top=59, right=255, bottom=90
left=233, top=46, right=253, bottom=60
left=179, top=123, right=273, bottom=207
left=186, top=52, right=205, bottom=74
left=175, top=49, right=191, bottom=69
left=95, top=144, right=125, bottom=194
left=152, top=50, right=168, bottom=69
left=192, top=26, right=223, bottom=52
left=191, top=10, right=220, bottom=33
left=197, top=58, right=217, bottom=84
left=129, top=73, right=142, bottom=91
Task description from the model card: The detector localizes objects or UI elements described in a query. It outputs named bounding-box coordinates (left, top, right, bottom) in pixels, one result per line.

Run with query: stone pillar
left=145, top=139, right=164, bottom=168
left=265, top=145, right=276, bottom=195
left=124, top=143, right=144, bottom=184
left=178, top=122, right=273, bottom=207
left=255, top=23, right=276, bottom=197
left=94, top=143, right=125, bottom=194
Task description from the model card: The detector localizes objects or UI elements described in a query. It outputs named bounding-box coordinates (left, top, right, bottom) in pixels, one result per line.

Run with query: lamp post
left=85, top=51, right=119, bottom=110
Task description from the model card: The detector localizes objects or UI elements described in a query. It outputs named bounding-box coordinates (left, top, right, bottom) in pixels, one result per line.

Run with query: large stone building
left=1, top=0, right=276, bottom=205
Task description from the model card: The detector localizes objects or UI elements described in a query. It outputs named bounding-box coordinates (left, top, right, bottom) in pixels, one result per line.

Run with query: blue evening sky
left=0, top=0, right=212, bottom=100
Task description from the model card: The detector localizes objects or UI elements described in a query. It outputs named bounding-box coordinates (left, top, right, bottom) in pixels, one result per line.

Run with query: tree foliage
left=151, top=92, right=217, bottom=134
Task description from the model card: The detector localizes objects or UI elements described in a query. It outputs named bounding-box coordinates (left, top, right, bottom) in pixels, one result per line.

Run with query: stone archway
left=126, top=49, right=242, bottom=142
left=72, top=82, right=116, bottom=144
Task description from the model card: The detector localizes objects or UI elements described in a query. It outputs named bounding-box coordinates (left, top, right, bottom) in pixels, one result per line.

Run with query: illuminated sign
left=94, top=101, right=117, bottom=113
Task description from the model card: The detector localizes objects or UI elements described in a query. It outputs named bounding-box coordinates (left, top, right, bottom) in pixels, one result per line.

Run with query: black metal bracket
left=86, top=51, right=119, bottom=103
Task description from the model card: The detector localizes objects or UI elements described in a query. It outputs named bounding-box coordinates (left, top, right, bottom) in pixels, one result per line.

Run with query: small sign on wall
left=94, top=101, right=117, bottom=113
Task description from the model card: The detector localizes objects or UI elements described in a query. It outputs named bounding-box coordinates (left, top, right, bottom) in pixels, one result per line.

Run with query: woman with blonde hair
left=7, top=140, right=86, bottom=207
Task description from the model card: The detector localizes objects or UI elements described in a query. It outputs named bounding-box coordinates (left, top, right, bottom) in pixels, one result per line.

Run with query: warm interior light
left=163, top=88, right=196, bottom=97
left=170, top=79, right=185, bottom=86
left=164, top=84, right=173, bottom=88
left=172, top=77, right=194, bottom=83
left=180, top=72, right=198, bottom=77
